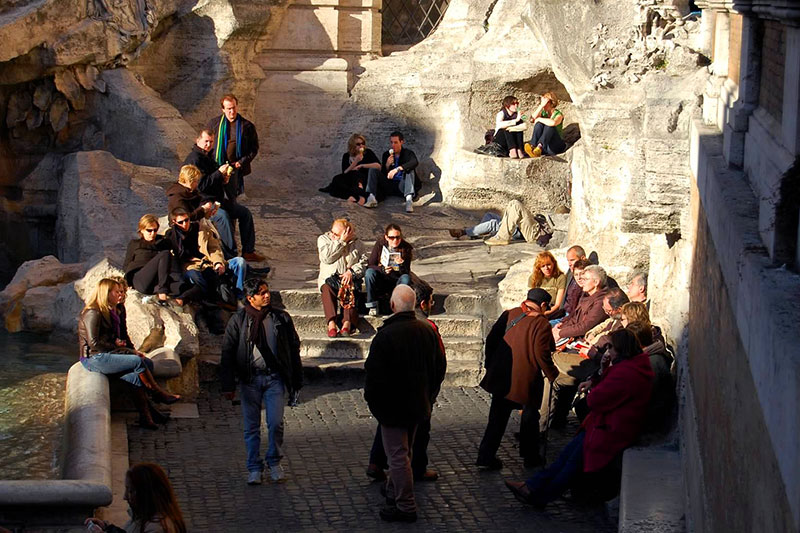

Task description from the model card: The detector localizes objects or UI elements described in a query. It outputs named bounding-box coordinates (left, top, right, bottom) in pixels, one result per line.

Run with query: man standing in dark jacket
left=220, top=278, right=303, bottom=485
left=207, top=94, right=259, bottom=196
left=184, top=128, right=264, bottom=262
left=364, top=285, right=446, bottom=523
left=477, top=288, right=559, bottom=470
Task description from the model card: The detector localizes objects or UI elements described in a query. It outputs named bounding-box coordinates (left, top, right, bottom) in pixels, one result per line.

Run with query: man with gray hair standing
left=364, top=285, right=447, bottom=523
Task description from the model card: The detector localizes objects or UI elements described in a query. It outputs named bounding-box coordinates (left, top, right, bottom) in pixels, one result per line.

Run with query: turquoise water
left=0, top=330, right=76, bottom=480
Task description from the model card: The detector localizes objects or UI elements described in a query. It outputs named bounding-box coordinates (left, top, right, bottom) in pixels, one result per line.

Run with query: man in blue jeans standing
left=220, top=278, right=303, bottom=485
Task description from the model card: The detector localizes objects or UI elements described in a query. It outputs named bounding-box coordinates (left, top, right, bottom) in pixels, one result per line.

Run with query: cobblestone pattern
left=128, top=384, right=615, bottom=532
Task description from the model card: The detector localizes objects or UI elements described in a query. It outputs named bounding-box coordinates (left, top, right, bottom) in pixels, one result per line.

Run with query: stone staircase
left=197, top=287, right=493, bottom=387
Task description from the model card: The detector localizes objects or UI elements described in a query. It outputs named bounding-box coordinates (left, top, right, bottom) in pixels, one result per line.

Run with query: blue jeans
left=240, top=372, right=286, bottom=472
left=211, top=204, right=256, bottom=259
left=81, top=352, right=153, bottom=388
left=525, top=430, right=585, bottom=506
left=529, top=122, right=567, bottom=155
left=364, top=268, right=411, bottom=308
left=184, top=257, right=246, bottom=295
left=466, top=212, right=523, bottom=239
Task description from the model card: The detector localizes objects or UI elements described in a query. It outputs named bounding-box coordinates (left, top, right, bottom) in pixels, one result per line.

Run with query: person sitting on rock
left=184, top=129, right=265, bottom=263
left=365, top=224, right=413, bottom=317
left=505, top=328, right=653, bottom=509
left=317, top=218, right=366, bottom=337
left=364, top=131, right=419, bottom=213
left=448, top=211, right=523, bottom=241
left=528, top=250, right=567, bottom=316
left=626, top=272, right=649, bottom=309
left=494, top=95, right=528, bottom=159
left=477, top=199, right=552, bottom=247
left=165, top=207, right=247, bottom=305
left=523, top=92, right=566, bottom=158
left=166, top=164, right=215, bottom=222
left=319, top=133, right=381, bottom=206
left=624, top=320, right=674, bottom=433
left=552, top=265, right=609, bottom=343
left=78, top=278, right=179, bottom=430
left=123, top=214, right=203, bottom=307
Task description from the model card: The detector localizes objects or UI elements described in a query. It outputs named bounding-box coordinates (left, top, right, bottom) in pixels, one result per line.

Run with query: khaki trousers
left=495, top=200, right=538, bottom=242
left=381, top=424, right=418, bottom=512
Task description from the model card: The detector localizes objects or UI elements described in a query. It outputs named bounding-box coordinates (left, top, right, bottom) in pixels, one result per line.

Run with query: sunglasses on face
left=386, top=234, right=401, bottom=240
left=355, top=142, right=365, bottom=146
left=143, top=228, right=158, bottom=233
left=175, top=218, right=190, bottom=225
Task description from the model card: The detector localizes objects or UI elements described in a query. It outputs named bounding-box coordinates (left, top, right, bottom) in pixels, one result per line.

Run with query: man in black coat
left=364, top=285, right=446, bottom=523
left=206, top=94, right=259, bottom=196
left=184, top=128, right=264, bottom=262
left=220, top=278, right=303, bottom=485
left=363, top=131, right=420, bottom=213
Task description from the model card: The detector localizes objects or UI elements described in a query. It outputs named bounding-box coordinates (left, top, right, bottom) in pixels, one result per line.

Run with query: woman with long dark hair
left=318, top=133, right=382, bottom=204
left=85, top=462, right=186, bottom=533
left=494, top=95, right=528, bottom=158
left=78, top=278, right=179, bottom=429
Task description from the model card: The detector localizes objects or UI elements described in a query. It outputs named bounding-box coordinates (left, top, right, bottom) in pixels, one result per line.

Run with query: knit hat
left=526, top=288, right=552, bottom=306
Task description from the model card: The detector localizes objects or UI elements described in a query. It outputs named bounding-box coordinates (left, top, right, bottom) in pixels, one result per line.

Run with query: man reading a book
left=365, top=224, right=413, bottom=316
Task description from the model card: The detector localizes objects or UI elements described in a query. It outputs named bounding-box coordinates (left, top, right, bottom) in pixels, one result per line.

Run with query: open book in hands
left=380, top=246, right=402, bottom=271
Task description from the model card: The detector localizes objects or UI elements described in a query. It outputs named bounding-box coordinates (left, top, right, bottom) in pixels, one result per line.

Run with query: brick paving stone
left=128, top=383, right=615, bottom=532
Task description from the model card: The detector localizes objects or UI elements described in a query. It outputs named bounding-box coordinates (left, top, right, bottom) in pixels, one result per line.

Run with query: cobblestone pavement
left=128, top=383, right=615, bottom=533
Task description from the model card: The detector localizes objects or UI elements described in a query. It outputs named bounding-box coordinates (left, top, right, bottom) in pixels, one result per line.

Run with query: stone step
left=619, top=447, right=684, bottom=533
left=289, top=311, right=483, bottom=338
left=271, top=288, right=491, bottom=317
left=301, top=358, right=483, bottom=387
left=299, top=334, right=483, bottom=362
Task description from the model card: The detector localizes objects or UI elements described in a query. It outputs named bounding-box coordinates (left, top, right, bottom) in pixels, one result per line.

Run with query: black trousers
left=131, top=251, right=203, bottom=302
left=494, top=128, right=524, bottom=154
left=477, top=378, right=544, bottom=464
left=369, top=417, right=431, bottom=478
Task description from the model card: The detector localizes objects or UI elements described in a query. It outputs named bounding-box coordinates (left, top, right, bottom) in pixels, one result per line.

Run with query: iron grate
left=382, top=0, right=450, bottom=46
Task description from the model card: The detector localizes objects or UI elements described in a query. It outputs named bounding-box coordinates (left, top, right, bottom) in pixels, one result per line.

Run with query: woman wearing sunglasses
left=318, top=133, right=381, bottom=205
left=123, top=214, right=201, bottom=306
left=365, top=224, right=413, bottom=316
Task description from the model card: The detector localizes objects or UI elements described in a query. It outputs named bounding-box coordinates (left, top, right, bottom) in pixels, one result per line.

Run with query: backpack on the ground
left=474, top=142, right=505, bottom=157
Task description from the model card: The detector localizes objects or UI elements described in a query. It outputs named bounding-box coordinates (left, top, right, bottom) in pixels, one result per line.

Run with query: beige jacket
left=185, top=219, right=226, bottom=271
left=316, top=232, right=366, bottom=290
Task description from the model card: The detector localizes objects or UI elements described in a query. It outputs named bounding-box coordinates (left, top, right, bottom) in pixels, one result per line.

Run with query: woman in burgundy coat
left=504, top=328, right=654, bottom=508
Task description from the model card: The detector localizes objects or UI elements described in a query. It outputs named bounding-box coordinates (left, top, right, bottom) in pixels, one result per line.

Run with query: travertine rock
left=55, top=150, right=170, bottom=264
left=54, top=69, right=85, bottom=111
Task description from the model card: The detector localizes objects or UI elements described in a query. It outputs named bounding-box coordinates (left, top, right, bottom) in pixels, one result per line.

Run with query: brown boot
left=448, top=228, right=466, bottom=239
left=132, top=388, right=159, bottom=430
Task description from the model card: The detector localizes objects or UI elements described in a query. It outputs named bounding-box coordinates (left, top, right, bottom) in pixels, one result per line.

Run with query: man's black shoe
left=523, top=454, right=545, bottom=469
left=379, top=505, right=417, bottom=523
left=476, top=457, right=503, bottom=471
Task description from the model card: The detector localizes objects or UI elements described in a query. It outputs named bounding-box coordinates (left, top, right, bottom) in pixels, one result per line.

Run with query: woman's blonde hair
left=542, top=92, right=559, bottom=108
left=84, top=278, right=121, bottom=320
left=621, top=302, right=651, bottom=327
left=178, top=165, right=202, bottom=187
left=347, top=133, right=366, bottom=156
left=528, top=250, right=563, bottom=288
left=137, top=214, right=159, bottom=238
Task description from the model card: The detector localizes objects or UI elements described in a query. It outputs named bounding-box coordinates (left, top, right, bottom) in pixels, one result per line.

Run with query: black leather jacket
left=77, top=307, right=133, bottom=358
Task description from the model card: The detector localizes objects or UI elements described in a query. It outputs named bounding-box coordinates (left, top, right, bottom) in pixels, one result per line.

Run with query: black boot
left=148, top=398, right=171, bottom=424
left=133, top=388, right=159, bottom=430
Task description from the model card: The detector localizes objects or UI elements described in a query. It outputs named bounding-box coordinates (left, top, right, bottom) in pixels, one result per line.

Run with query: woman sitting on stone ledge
left=494, top=95, right=528, bottom=159
left=524, top=92, right=566, bottom=158
left=528, top=250, right=566, bottom=316
left=319, top=133, right=381, bottom=205
left=123, top=214, right=203, bottom=307
left=78, top=278, right=180, bottom=430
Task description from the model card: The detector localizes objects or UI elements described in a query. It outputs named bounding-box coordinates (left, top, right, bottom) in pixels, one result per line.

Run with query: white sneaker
left=142, top=295, right=157, bottom=304
left=247, top=471, right=262, bottom=485
left=364, top=194, right=378, bottom=208
left=405, top=198, right=414, bottom=213
left=269, top=464, right=286, bottom=483
left=368, top=308, right=378, bottom=317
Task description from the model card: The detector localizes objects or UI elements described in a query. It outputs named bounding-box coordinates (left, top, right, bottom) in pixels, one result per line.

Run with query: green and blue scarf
left=214, top=115, right=243, bottom=165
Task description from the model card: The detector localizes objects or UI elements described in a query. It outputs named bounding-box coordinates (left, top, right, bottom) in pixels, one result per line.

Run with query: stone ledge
left=619, top=447, right=684, bottom=533
left=0, top=363, right=112, bottom=524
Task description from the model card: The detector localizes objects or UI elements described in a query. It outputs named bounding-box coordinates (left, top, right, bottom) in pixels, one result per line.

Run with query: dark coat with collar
left=166, top=182, right=206, bottom=221
left=206, top=114, right=259, bottom=177
left=123, top=236, right=172, bottom=283
left=184, top=145, right=236, bottom=210
left=559, top=288, right=609, bottom=339
left=220, top=306, right=303, bottom=394
left=364, top=311, right=446, bottom=427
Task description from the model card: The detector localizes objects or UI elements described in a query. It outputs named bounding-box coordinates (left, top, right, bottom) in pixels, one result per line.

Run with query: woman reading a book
left=364, top=223, right=413, bottom=316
